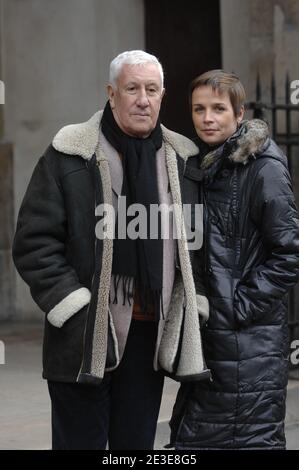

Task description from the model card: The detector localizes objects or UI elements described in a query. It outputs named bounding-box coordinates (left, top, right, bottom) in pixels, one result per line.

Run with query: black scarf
left=101, top=101, right=163, bottom=320
left=199, top=123, right=246, bottom=186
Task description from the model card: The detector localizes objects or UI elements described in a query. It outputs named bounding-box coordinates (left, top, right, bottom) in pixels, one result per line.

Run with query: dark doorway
left=145, top=0, right=222, bottom=139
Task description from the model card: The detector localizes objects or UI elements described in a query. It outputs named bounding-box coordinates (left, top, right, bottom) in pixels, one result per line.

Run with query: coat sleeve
left=192, top=248, right=209, bottom=325
left=234, top=158, right=299, bottom=326
left=183, top=158, right=209, bottom=322
left=191, top=247, right=206, bottom=295
left=12, top=155, right=91, bottom=327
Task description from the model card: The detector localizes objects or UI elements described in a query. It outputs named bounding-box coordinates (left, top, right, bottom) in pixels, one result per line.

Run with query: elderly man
left=13, top=50, right=209, bottom=450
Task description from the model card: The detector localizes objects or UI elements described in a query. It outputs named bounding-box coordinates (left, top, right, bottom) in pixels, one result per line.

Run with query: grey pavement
left=0, top=321, right=298, bottom=450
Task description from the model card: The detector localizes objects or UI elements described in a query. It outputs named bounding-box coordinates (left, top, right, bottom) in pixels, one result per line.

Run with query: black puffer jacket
left=170, top=120, right=299, bottom=449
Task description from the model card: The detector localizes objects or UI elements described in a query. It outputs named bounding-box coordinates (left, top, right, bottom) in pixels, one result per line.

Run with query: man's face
left=192, top=85, right=244, bottom=146
left=107, top=63, right=165, bottom=138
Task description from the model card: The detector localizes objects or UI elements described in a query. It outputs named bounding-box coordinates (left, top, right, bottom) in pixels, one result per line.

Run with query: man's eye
left=215, top=106, right=225, bottom=111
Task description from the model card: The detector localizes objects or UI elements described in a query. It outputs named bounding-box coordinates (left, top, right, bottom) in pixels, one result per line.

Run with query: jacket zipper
left=232, top=166, right=240, bottom=276
left=201, top=184, right=208, bottom=274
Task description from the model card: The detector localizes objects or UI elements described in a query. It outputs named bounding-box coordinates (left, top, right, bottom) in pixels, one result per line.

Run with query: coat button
left=220, top=169, right=230, bottom=178
left=210, top=216, right=218, bottom=224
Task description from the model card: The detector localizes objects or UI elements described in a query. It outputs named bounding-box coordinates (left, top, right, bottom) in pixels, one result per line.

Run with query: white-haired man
left=13, top=50, right=209, bottom=450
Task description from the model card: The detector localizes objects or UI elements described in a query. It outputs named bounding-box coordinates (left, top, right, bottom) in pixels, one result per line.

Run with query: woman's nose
left=203, top=110, right=214, bottom=122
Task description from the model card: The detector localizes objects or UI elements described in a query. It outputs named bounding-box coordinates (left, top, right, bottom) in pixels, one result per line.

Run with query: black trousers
left=48, top=320, right=165, bottom=450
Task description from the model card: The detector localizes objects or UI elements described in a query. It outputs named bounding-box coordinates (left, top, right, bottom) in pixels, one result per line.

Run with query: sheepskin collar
left=52, top=110, right=198, bottom=161
left=200, top=119, right=269, bottom=169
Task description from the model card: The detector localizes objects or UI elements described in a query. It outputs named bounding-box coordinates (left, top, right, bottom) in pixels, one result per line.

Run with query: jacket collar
left=52, top=110, right=198, bottom=161
left=200, top=119, right=269, bottom=169
left=228, top=119, right=269, bottom=164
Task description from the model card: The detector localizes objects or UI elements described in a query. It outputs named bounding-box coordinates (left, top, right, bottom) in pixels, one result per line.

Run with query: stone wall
left=0, top=142, right=15, bottom=320
left=1, top=0, right=144, bottom=320
left=221, top=0, right=299, bottom=202
left=221, top=0, right=299, bottom=101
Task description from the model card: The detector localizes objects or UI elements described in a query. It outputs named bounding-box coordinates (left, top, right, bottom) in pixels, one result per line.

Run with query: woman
left=169, top=70, right=299, bottom=449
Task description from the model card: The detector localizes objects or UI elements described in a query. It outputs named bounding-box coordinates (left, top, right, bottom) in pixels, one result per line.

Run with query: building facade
left=1, top=0, right=299, bottom=321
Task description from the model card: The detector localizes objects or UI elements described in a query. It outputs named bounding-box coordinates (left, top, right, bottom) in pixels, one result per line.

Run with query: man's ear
left=107, top=84, right=115, bottom=109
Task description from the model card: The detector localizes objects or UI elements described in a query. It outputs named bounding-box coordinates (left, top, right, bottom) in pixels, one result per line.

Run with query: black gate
left=247, top=74, right=299, bottom=349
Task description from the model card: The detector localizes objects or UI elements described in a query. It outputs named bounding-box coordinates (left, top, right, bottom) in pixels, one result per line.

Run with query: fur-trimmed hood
left=200, top=119, right=270, bottom=169
left=52, top=110, right=198, bottom=161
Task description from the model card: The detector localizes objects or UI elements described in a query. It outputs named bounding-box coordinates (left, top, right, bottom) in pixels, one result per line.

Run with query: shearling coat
left=13, top=110, right=209, bottom=384
left=170, top=119, right=299, bottom=449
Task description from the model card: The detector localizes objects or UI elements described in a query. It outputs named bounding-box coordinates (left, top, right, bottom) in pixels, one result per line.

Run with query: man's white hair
left=109, top=50, right=164, bottom=88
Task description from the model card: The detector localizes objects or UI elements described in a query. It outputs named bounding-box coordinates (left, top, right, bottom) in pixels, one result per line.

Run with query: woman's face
left=191, top=85, right=244, bottom=146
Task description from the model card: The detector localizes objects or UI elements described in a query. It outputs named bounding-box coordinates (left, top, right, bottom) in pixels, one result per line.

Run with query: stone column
left=0, top=142, right=15, bottom=321
left=0, top=0, right=15, bottom=321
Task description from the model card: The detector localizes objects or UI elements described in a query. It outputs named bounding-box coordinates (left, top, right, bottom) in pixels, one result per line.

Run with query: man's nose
left=136, top=88, right=150, bottom=107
